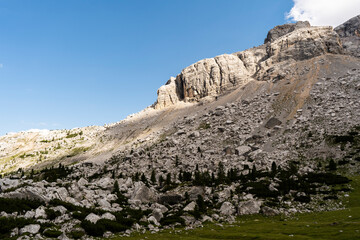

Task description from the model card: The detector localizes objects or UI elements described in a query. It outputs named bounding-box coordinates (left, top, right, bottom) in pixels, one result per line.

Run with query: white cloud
left=286, top=0, right=360, bottom=27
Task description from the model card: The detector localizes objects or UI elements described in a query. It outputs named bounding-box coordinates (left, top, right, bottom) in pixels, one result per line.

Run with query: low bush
left=43, top=228, right=62, bottom=238
left=0, top=197, right=43, bottom=213
left=0, top=217, right=35, bottom=238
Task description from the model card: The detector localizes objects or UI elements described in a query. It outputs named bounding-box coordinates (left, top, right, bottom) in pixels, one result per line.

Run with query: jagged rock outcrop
left=335, top=14, right=360, bottom=58
left=155, top=54, right=251, bottom=109
left=155, top=23, right=344, bottom=109
left=238, top=26, right=343, bottom=80
left=264, top=21, right=310, bottom=43
left=155, top=77, right=180, bottom=109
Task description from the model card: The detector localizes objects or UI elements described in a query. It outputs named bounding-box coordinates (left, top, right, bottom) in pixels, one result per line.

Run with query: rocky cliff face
left=335, top=14, right=360, bottom=58
left=155, top=22, right=347, bottom=109
left=264, top=21, right=310, bottom=43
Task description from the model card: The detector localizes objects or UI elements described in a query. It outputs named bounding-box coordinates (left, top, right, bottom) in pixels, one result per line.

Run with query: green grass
left=109, top=176, right=360, bottom=240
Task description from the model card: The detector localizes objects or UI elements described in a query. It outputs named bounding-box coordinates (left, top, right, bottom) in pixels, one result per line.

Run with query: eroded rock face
left=155, top=23, right=344, bottom=109
left=155, top=54, right=251, bottom=109
left=155, top=77, right=180, bottom=109
left=264, top=21, right=310, bottom=43
left=335, top=15, right=360, bottom=58
left=178, top=54, right=250, bottom=101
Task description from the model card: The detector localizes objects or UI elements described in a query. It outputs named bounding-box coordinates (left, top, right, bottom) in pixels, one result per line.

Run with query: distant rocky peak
left=335, top=15, right=360, bottom=37
left=264, top=21, right=311, bottom=44
left=334, top=15, right=360, bottom=58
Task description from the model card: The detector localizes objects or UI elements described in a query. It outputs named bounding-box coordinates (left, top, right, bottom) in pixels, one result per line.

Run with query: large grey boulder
left=238, top=200, right=262, bottom=215
left=34, top=206, right=46, bottom=219
left=220, top=202, right=236, bottom=216
left=3, top=188, right=48, bottom=202
left=131, top=182, right=156, bottom=203
left=85, top=213, right=101, bottom=224
left=235, top=146, right=252, bottom=156
left=19, top=224, right=40, bottom=235
left=101, top=212, right=116, bottom=221
left=152, top=208, right=163, bottom=222
left=0, top=178, right=20, bottom=191
left=183, top=201, right=196, bottom=211
left=98, top=198, right=111, bottom=209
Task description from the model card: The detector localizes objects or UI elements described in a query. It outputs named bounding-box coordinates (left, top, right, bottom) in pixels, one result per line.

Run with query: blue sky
left=0, top=0, right=295, bottom=135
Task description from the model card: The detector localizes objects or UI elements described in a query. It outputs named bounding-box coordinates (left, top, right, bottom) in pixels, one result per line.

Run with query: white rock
left=183, top=201, right=196, bottom=211
left=85, top=213, right=101, bottom=224
left=77, top=177, right=88, bottom=188
left=235, top=146, right=251, bottom=156
left=19, top=224, right=41, bottom=235
left=101, top=212, right=116, bottom=221
left=220, top=202, right=236, bottom=216
left=238, top=200, right=262, bottom=215
left=98, top=199, right=111, bottom=209
left=34, top=206, right=47, bottom=219
left=148, top=216, right=160, bottom=226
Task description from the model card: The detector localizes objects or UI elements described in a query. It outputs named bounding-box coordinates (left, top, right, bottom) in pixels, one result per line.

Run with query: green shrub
left=45, top=209, right=61, bottom=220
left=81, top=220, right=105, bottom=237
left=43, top=228, right=62, bottom=238
left=69, top=230, right=85, bottom=239
left=0, top=197, right=43, bottom=213
left=0, top=217, right=35, bottom=238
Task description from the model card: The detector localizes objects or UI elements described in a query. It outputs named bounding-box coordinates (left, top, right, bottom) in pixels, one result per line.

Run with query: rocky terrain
left=0, top=15, right=359, bottom=240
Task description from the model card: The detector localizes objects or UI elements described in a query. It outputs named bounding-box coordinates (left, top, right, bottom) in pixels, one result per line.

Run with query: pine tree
left=165, top=173, right=172, bottom=186
left=271, top=162, right=277, bottom=177
left=175, top=155, right=179, bottom=167
left=150, top=170, right=156, bottom=184
left=328, top=159, right=337, bottom=171
left=217, top=162, right=225, bottom=184
left=141, top=173, right=147, bottom=184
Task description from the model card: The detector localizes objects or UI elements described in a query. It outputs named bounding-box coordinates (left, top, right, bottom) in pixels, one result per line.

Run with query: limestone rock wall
left=177, top=54, right=250, bottom=101
left=264, top=21, right=310, bottom=43
left=154, top=23, right=346, bottom=109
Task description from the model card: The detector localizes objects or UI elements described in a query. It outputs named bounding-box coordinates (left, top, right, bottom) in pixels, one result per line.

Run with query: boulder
left=101, top=212, right=116, bottom=221
left=188, top=186, right=205, bottom=201
left=98, top=199, right=111, bottom=209
left=0, top=178, right=20, bottom=191
left=131, top=182, right=156, bottom=203
left=238, top=200, right=262, bottom=215
left=264, top=118, right=282, bottom=129
left=77, top=177, right=88, bottom=188
left=96, top=177, right=114, bottom=190
left=19, top=224, right=40, bottom=235
left=235, top=146, right=252, bottom=156
left=85, top=213, right=101, bottom=224
left=220, top=202, right=236, bottom=216
left=56, top=187, right=69, bottom=201
left=24, top=210, right=35, bottom=219
left=34, top=206, right=46, bottom=219
left=261, top=206, right=279, bottom=216
left=158, top=193, right=182, bottom=205
left=152, top=208, right=163, bottom=222
left=148, top=216, right=160, bottom=226
left=183, top=201, right=196, bottom=211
